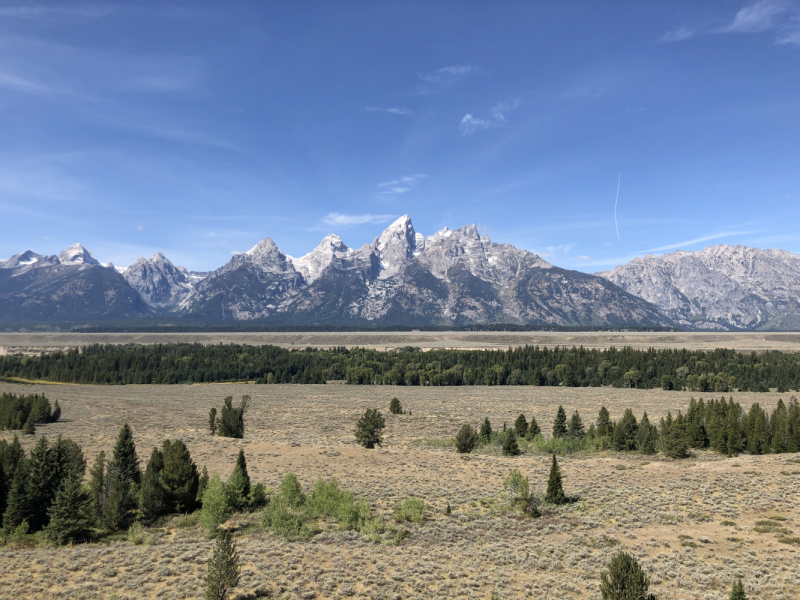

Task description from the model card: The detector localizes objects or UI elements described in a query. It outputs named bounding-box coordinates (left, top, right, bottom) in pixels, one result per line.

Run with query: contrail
left=614, top=172, right=621, bottom=240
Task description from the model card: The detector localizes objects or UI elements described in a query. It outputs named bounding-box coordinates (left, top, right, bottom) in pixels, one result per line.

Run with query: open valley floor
left=0, top=383, right=798, bottom=599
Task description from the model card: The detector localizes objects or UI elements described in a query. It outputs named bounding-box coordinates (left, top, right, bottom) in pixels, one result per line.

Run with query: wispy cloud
left=324, top=213, right=396, bottom=226
left=366, top=106, right=412, bottom=115
left=575, top=255, right=590, bottom=260
left=417, top=65, right=474, bottom=94
left=0, top=71, right=56, bottom=95
left=660, top=27, right=695, bottom=42
left=459, top=98, right=522, bottom=136
left=0, top=5, right=113, bottom=18
left=640, top=230, right=757, bottom=253
left=718, top=0, right=788, bottom=32
left=715, top=0, right=800, bottom=44
left=377, top=173, right=426, bottom=195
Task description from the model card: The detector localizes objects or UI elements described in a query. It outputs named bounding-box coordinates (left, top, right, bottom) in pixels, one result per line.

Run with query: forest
left=1, top=343, right=799, bottom=391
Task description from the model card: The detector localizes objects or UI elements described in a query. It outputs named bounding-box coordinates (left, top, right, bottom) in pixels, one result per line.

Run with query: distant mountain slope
left=597, top=245, right=800, bottom=330
left=176, top=215, right=673, bottom=327
left=0, top=219, right=679, bottom=327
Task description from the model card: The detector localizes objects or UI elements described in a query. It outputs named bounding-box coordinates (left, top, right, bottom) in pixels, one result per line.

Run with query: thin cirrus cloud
left=377, top=173, right=426, bottom=195
left=663, top=1, right=800, bottom=45
left=660, top=27, right=695, bottom=42
left=459, top=99, right=522, bottom=136
left=416, top=65, right=474, bottom=94
left=365, top=106, right=412, bottom=115
left=640, top=230, right=757, bottom=254
left=718, top=0, right=788, bottom=33
left=0, top=5, right=113, bottom=18
left=323, top=213, right=396, bottom=226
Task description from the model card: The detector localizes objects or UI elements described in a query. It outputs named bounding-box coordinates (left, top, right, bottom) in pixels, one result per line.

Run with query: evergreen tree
left=389, top=398, right=403, bottom=415
left=111, top=423, right=141, bottom=485
left=44, top=475, right=93, bottom=545
left=200, top=473, right=230, bottom=534
left=217, top=396, right=248, bottom=439
left=597, top=406, right=613, bottom=437
left=2, top=458, right=29, bottom=529
left=140, top=447, right=168, bottom=522
left=502, top=429, right=521, bottom=456
left=613, top=409, right=638, bottom=451
left=663, top=413, right=690, bottom=459
left=87, top=451, right=106, bottom=521
left=725, top=404, right=744, bottom=456
left=455, top=424, right=479, bottom=453
left=21, top=415, right=35, bottom=436
left=514, top=413, right=528, bottom=437
left=729, top=578, right=748, bottom=600
left=526, top=416, right=541, bottom=439
left=161, top=439, right=199, bottom=513
left=197, top=465, right=210, bottom=502
left=568, top=411, right=585, bottom=439
left=600, top=552, right=656, bottom=600
left=51, top=436, right=86, bottom=483
left=636, top=412, right=656, bottom=455
left=227, top=449, right=251, bottom=511
left=51, top=400, right=61, bottom=422
left=204, top=528, right=241, bottom=600
left=103, top=471, right=136, bottom=531
left=552, top=406, right=568, bottom=440
left=25, top=436, right=57, bottom=531
left=354, top=408, right=386, bottom=449
left=479, top=418, right=493, bottom=443
left=545, top=454, right=568, bottom=505
left=209, top=408, right=217, bottom=436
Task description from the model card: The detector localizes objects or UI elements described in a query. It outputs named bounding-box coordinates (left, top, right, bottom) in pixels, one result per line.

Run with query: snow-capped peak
left=58, top=243, right=99, bottom=266
left=289, top=233, right=351, bottom=283
left=376, top=214, right=418, bottom=275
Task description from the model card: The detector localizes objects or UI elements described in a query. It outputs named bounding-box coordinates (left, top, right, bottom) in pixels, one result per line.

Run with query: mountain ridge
left=3, top=221, right=799, bottom=329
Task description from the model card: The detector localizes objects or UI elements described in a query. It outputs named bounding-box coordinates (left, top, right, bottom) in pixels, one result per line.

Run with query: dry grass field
left=1, top=382, right=799, bottom=600
left=4, top=330, right=800, bottom=355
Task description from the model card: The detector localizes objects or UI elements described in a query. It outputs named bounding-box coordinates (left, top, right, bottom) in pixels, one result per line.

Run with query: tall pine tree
left=111, top=423, right=141, bottom=485
left=552, top=406, right=568, bottom=440
left=227, top=449, right=251, bottom=511
left=545, top=454, right=568, bottom=505
left=44, top=475, right=93, bottom=545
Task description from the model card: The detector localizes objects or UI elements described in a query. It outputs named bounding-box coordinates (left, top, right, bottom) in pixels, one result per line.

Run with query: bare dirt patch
left=0, top=383, right=798, bottom=599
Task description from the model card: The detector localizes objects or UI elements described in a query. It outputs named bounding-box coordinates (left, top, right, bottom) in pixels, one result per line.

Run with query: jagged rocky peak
left=58, top=243, right=99, bottom=266
left=290, top=234, right=351, bottom=283
left=122, top=252, right=193, bottom=308
left=376, top=215, right=420, bottom=274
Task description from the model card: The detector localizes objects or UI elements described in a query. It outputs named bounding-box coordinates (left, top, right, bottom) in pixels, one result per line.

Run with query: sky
left=0, top=1, right=798, bottom=273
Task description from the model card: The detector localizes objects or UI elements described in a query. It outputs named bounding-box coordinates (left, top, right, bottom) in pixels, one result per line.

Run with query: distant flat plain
left=2, top=330, right=800, bottom=355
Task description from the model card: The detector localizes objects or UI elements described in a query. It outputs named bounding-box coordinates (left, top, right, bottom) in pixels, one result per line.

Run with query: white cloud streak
left=365, top=106, right=412, bottom=115
left=417, top=65, right=474, bottom=94
left=719, top=0, right=788, bottom=32
left=324, top=213, right=396, bottom=226
left=459, top=98, right=522, bottom=136
left=660, top=27, right=695, bottom=42
left=640, top=231, right=757, bottom=253
left=377, top=173, right=426, bottom=195
left=0, top=5, right=113, bottom=18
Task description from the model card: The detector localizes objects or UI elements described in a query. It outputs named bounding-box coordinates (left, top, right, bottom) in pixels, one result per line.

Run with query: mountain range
left=1, top=216, right=798, bottom=330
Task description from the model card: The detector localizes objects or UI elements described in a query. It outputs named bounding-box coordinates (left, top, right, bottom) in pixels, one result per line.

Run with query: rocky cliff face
left=0, top=245, right=150, bottom=322
left=175, top=215, right=672, bottom=327
left=122, top=253, right=195, bottom=308
left=597, top=245, right=800, bottom=330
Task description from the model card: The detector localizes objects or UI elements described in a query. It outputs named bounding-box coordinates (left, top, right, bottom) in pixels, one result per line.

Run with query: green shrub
left=355, top=408, right=386, bottom=449
left=455, top=424, right=479, bottom=453
left=389, top=398, right=403, bottom=415
left=393, top=497, right=426, bottom=523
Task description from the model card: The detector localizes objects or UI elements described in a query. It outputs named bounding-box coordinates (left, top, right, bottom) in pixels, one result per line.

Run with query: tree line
left=2, top=343, right=800, bottom=390
left=0, top=393, right=61, bottom=434
left=452, top=396, right=800, bottom=458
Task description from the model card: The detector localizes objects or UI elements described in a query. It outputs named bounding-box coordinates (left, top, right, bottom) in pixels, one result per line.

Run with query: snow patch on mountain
left=58, top=243, right=99, bottom=266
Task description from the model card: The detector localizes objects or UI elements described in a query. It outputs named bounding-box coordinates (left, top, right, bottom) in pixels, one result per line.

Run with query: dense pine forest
left=1, top=343, right=799, bottom=390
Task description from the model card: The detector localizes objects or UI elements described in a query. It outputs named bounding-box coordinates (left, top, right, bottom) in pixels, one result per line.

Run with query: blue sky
left=0, top=1, right=798, bottom=272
